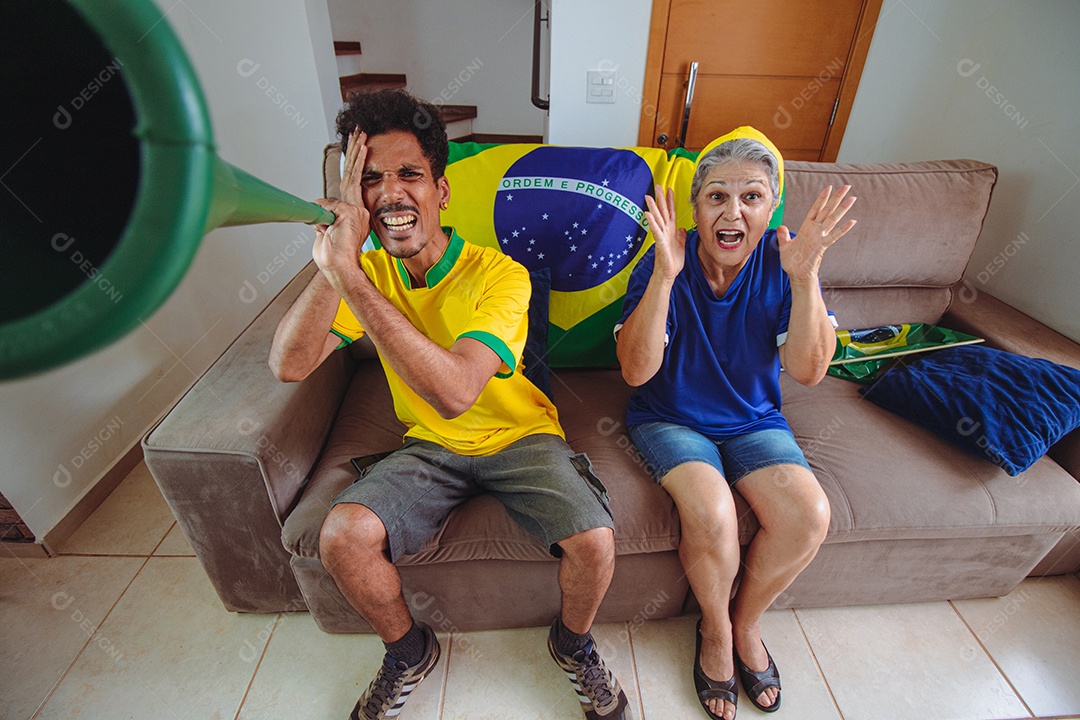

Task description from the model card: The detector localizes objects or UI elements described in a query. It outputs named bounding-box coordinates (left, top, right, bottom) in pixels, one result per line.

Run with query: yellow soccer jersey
left=331, top=228, right=562, bottom=456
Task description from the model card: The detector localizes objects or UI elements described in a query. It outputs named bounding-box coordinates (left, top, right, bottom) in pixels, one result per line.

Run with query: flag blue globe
left=493, top=147, right=655, bottom=292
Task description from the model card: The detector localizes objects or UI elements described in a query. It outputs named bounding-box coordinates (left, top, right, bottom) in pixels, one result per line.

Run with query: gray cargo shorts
left=330, top=433, right=614, bottom=562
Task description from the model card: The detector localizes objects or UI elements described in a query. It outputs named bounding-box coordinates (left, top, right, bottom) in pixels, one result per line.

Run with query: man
left=269, top=89, right=628, bottom=720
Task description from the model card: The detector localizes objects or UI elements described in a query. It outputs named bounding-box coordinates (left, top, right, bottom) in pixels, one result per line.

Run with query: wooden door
left=638, top=0, right=883, bottom=161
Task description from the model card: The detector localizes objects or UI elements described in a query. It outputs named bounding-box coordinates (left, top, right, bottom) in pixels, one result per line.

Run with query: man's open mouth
left=379, top=213, right=418, bottom=233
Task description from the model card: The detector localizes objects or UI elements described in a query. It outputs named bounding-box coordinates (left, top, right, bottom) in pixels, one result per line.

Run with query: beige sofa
left=142, top=148, right=1080, bottom=633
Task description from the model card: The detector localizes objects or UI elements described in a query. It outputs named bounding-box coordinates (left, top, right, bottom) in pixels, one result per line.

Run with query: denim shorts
left=628, top=422, right=811, bottom=486
left=331, top=434, right=613, bottom=562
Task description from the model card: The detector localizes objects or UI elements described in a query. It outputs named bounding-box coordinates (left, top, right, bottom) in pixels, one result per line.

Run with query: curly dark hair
left=336, top=89, right=449, bottom=179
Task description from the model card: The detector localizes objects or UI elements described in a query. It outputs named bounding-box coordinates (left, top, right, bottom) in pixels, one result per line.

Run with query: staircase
left=335, top=42, right=477, bottom=140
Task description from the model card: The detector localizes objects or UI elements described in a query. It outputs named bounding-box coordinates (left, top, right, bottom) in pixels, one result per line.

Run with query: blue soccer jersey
left=618, top=228, right=826, bottom=440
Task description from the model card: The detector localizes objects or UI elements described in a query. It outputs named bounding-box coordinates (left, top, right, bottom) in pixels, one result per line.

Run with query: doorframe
left=637, top=0, right=674, bottom=149
left=637, top=0, right=884, bottom=162
left=820, top=0, right=884, bottom=161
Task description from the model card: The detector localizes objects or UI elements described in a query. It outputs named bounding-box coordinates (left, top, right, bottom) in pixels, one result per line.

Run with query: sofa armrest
left=143, top=263, right=355, bottom=611
left=942, top=287, right=1080, bottom=479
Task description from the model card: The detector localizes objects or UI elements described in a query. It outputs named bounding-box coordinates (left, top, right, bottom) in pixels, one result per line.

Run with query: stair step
left=333, top=41, right=362, bottom=56
left=340, top=73, right=407, bottom=100
left=337, top=83, right=478, bottom=132
left=438, top=105, right=478, bottom=124
left=444, top=118, right=473, bottom=141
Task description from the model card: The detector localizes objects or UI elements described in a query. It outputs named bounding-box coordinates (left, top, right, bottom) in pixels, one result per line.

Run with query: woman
left=615, top=127, right=856, bottom=719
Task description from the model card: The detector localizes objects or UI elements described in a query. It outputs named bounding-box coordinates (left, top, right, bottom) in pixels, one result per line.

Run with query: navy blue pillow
left=523, top=268, right=552, bottom=400
left=860, top=344, right=1080, bottom=476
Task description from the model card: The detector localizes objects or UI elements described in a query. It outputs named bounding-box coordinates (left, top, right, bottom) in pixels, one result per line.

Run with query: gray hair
left=690, top=138, right=780, bottom=209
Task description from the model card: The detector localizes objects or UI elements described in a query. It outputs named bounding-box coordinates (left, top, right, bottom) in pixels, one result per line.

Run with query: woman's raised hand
left=778, top=184, right=857, bottom=283
left=644, top=185, right=687, bottom=282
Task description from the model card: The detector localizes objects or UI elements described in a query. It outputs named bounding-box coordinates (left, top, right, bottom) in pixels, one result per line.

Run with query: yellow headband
left=696, top=126, right=784, bottom=200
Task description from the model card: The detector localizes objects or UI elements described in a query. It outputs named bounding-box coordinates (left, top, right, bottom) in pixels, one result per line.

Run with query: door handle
left=657, top=133, right=669, bottom=147
left=677, top=61, right=699, bottom=148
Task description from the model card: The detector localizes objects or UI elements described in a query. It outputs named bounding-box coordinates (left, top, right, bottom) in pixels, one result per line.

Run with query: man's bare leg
left=320, top=503, right=441, bottom=720
left=320, top=503, right=413, bottom=642
left=556, top=526, right=616, bottom=633
left=549, top=526, right=629, bottom=719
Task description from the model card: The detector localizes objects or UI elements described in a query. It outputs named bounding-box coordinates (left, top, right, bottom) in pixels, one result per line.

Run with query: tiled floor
left=3, top=461, right=1080, bottom=720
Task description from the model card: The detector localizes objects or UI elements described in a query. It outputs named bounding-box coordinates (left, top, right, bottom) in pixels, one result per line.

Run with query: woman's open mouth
left=716, top=230, right=744, bottom=249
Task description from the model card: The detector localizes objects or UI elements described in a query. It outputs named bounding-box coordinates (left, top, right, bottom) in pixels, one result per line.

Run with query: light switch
left=586, top=69, right=616, bottom=104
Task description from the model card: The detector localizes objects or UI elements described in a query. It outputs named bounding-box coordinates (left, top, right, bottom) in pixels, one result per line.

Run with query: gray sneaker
left=351, top=623, right=440, bottom=720
left=547, top=620, right=629, bottom=719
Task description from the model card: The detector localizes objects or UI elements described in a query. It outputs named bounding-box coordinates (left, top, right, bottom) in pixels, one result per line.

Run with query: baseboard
left=0, top=541, right=50, bottom=559
left=458, top=133, right=543, bottom=144
left=41, top=440, right=144, bottom=554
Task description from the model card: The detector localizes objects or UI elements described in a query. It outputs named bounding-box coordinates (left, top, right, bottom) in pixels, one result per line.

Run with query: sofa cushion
left=821, top=286, right=955, bottom=331
left=785, top=160, right=997, bottom=327
left=785, top=160, right=997, bottom=289
left=551, top=369, right=683, bottom=554
left=282, top=363, right=683, bottom=563
left=781, top=373, right=1080, bottom=543
left=859, top=345, right=1080, bottom=476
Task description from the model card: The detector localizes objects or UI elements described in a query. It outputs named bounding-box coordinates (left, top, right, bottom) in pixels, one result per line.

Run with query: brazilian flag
left=828, top=323, right=984, bottom=383
left=441, top=128, right=785, bottom=367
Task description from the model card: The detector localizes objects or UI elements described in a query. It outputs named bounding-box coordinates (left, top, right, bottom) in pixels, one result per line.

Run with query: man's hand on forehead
left=340, top=129, right=368, bottom=206
left=343, top=126, right=364, bottom=153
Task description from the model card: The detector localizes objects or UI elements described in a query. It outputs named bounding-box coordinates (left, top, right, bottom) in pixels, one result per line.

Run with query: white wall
left=546, top=0, right=653, bottom=147
left=839, top=0, right=1080, bottom=342
left=0, top=0, right=339, bottom=541
left=306, top=0, right=346, bottom=139
left=326, top=0, right=545, bottom=137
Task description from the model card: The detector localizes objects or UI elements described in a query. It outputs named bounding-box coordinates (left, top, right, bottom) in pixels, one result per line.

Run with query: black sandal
left=694, top=620, right=737, bottom=720
left=734, top=642, right=781, bottom=713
